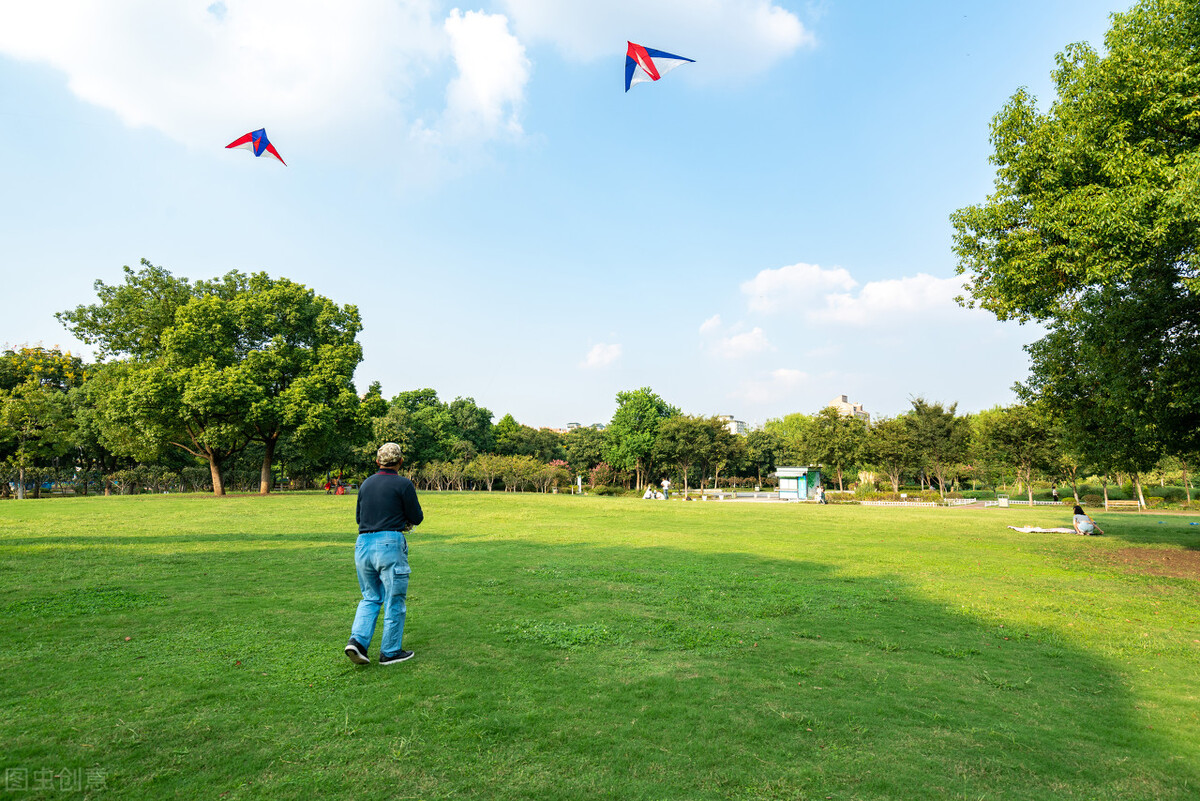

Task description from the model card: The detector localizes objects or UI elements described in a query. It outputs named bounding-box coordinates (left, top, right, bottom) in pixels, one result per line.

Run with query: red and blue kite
left=625, top=41, right=694, bottom=92
left=225, top=128, right=286, bottom=165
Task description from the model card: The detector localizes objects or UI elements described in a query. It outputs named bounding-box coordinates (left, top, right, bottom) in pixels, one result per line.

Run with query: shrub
left=848, top=490, right=948, bottom=503
left=592, top=485, right=623, bottom=496
left=589, top=462, right=622, bottom=488
left=1146, top=486, right=1188, bottom=503
left=1082, top=494, right=1103, bottom=508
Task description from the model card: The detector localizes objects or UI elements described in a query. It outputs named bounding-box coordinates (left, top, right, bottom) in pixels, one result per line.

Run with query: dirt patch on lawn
left=1088, top=546, right=1200, bottom=580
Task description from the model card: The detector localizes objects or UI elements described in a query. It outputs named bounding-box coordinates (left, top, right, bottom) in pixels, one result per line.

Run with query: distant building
left=716, top=414, right=748, bottom=436
left=828, top=394, right=870, bottom=424
left=566, top=422, right=581, bottom=430
left=591, top=423, right=606, bottom=431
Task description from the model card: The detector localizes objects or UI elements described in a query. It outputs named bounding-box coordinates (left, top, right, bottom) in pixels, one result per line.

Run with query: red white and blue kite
left=225, top=128, right=286, bottom=165
left=625, top=41, right=694, bottom=92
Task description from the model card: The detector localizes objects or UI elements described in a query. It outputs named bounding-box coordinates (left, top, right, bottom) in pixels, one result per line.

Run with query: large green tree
left=70, top=365, right=137, bottom=495
left=387, top=389, right=458, bottom=468
left=603, top=388, right=678, bottom=489
left=653, top=415, right=714, bottom=496
left=866, top=415, right=917, bottom=493
left=493, top=413, right=538, bottom=458
left=448, top=396, right=494, bottom=455
left=0, top=380, right=74, bottom=499
left=762, top=413, right=815, bottom=466
left=906, top=398, right=969, bottom=497
left=232, top=275, right=363, bottom=492
left=0, top=347, right=87, bottom=499
left=744, top=428, right=780, bottom=487
left=952, top=0, right=1200, bottom=477
left=60, top=262, right=364, bottom=494
left=700, top=418, right=745, bottom=490
left=563, top=426, right=605, bottom=477
left=809, top=407, right=868, bottom=492
left=1021, top=321, right=1163, bottom=507
left=972, top=405, right=1056, bottom=504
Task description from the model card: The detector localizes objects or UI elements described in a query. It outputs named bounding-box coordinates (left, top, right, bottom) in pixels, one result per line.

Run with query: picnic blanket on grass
left=1007, top=526, right=1076, bottom=533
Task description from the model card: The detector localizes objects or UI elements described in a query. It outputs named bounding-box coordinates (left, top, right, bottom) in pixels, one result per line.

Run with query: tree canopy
left=952, top=0, right=1200, bottom=497
left=58, top=262, right=363, bottom=494
left=603, top=387, right=679, bottom=489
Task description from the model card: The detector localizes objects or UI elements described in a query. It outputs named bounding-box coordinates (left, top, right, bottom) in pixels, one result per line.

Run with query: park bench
left=1105, top=499, right=1141, bottom=511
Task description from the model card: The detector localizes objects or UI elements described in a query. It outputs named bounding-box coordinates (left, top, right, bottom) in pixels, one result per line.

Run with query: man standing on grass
left=345, top=442, right=423, bottom=666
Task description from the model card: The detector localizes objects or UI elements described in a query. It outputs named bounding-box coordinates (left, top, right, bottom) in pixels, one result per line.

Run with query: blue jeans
left=350, top=531, right=410, bottom=658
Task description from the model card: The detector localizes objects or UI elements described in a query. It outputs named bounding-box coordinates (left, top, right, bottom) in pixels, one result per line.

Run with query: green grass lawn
left=1, top=494, right=1198, bottom=800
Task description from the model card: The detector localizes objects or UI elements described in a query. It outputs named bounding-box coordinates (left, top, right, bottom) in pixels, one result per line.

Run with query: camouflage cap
left=376, top=442, right=404, bottom=466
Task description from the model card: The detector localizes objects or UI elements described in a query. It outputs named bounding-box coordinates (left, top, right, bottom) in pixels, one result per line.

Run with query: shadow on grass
left=0, top=531, right=1195, bottom=800
left=1091, top=513, right=1200, bottom=550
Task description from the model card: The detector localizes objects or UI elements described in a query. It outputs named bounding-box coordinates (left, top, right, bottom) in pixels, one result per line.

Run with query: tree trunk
left=1102, top=477, right=1109, bottom=505
left=1183, top=460, right=1192, bottom=506
left=259, top=436, right=277, bottom=495
left=17, top=466, right=25, bottom=500
left=1133, top=472, right=1147, bottom=509
left=209, top=454, right=226, bottom=496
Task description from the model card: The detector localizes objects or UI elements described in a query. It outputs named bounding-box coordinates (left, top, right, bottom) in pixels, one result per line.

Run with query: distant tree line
left=2, top=259, right=1195, bottom=504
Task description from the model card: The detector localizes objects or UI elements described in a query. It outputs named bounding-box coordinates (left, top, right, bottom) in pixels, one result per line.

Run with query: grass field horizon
left=2, top=493, right=1198, bottom=799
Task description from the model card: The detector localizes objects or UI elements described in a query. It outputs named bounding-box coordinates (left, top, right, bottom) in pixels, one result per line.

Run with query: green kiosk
left=775, top=466, right=821, bottom=501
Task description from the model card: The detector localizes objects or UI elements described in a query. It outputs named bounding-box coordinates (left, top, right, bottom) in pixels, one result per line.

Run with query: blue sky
left=0, top=1, right=1130, bottom=428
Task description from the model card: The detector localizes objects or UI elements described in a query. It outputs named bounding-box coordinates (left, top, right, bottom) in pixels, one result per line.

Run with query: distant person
left=345, top=442, right=424, bottom=666
left=660, top=478, right=671, bottom=499
left=642, top=485, right=655, bottom=500
left=816, top=485, right=827, bottom=504
left=1072, top=505, right=1104, bottom=536
left=1052, top=485, right=1060, bottom=503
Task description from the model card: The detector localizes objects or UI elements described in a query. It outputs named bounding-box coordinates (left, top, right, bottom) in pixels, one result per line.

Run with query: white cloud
left=813, top=273, right=969, bottom=325
left=733, top=367, right=807, bottom=403
left=498, top=0, right=813, bottom=74
left=740, top=260, right=976, bottom=326
left=741, top=262, right=857, bottom=313
left=580, top=342, right=621, bottom=369
left=442, top=9, right=530, bottom=141
left=698, top=315, right=772, bottom=359
left=0, top=1, right=529, bottom=155
left=714, top=327, right=772, bottom=359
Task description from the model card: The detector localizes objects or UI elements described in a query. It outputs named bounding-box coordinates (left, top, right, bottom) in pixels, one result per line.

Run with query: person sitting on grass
left=1072, top=505, right=1105, bottom=536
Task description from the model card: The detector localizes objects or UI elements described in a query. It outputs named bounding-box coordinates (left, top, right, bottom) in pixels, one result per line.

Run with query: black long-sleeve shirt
left=356, top=469, right=424, bottom=534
